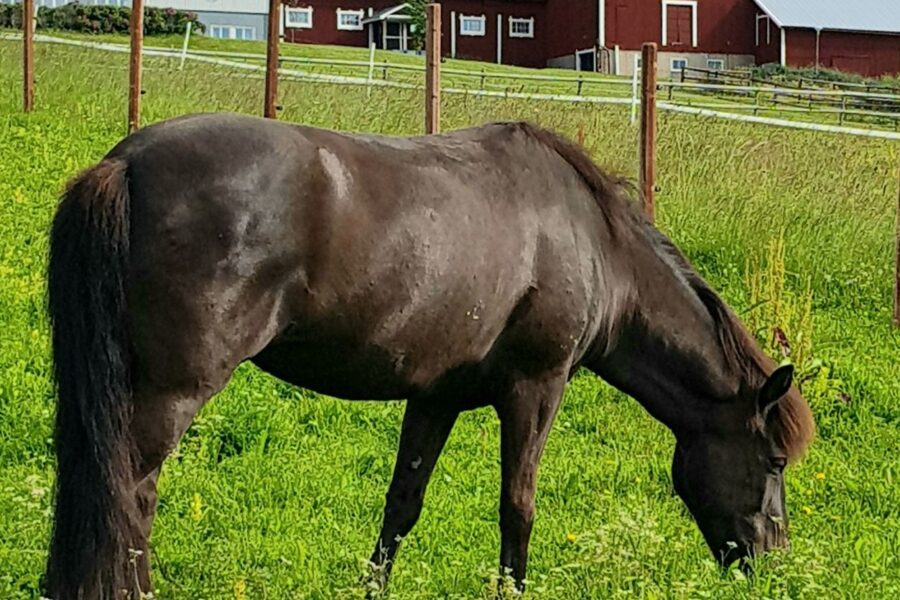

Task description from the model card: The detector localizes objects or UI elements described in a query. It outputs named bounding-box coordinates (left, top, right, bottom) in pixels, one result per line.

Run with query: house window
left=661, top=0, right=697, bottom=48
left=707, top=59, right=724, bottom=70
left=286, top=6, right=313, bottom=29
left=459, top=15, right=486, bottom=37
left=671, top=58, right=688, bottom=77
left=509, top=17, right=534, bottom=39
left=209, top=25, right=256, bottom=41
left=337, top=9, right=364, bottom=31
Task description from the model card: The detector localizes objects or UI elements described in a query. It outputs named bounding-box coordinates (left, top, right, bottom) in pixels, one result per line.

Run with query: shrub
left=2, top=2, right=203, bottom=35
left=0, top=4, right=23, bottom=29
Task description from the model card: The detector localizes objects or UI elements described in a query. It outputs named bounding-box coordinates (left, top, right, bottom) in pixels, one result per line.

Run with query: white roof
left=753, top=0, right=900, bottom=34
left=362, top=4, right=412, bottom=25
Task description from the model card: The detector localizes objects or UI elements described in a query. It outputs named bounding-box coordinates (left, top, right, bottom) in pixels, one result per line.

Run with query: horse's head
left=670, top=364, right=813, bottom=568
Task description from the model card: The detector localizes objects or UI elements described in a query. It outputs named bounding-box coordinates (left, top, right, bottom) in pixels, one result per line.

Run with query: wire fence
left=5, top=32, right=900, bottom=141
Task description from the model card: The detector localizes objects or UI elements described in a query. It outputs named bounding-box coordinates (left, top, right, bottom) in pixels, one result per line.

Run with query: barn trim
left=661, top=0, right=698, bottom=48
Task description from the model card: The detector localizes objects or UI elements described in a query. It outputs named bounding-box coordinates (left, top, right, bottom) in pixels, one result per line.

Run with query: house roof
left=753, top=0, right=900, bottom=34
left=362, top=4, right=412, bottom=25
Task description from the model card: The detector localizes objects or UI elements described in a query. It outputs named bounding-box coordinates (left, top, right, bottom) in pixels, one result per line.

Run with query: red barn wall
left=283, top=1, right=397, bottom=46
left=606, top=0, right=757, bottom=55
left=754, top=16, right=781, bottom=65
left=443, top=1, right=548, bottom=67
left=787, top=29, right=900, bottom=77
left=545, top=1, right=596, bottom=59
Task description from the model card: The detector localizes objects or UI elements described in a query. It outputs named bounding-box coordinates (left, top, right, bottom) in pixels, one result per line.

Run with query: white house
left=7, top=0, right=271, bottom=41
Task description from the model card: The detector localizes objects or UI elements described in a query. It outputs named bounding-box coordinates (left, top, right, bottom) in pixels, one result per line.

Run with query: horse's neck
left=589, top=242, right=741, bottom=430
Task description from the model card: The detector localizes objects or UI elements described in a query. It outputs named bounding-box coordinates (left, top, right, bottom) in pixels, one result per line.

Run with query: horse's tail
left=45, top=158, right=137, bottom=600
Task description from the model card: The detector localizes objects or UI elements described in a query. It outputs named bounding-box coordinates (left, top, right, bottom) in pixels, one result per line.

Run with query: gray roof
left=753, top=0, right=900, bottom=34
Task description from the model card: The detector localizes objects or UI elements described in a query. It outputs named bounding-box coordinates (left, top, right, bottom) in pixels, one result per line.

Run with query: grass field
left=1, top=37, right=899, bottom=599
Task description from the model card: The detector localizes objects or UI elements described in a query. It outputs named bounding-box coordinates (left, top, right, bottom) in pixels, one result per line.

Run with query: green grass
left=6, top=29, right=898, bottom=130
left=1, top=38, right=899, bottom=599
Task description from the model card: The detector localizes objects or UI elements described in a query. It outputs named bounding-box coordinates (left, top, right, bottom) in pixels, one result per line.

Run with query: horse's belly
left=250, top=313, right=494, bottom=401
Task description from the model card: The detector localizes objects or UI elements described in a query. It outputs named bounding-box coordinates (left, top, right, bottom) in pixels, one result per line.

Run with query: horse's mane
left=514, top=122, right=638, bottom=232
left=651, top=231, right=815, bottom=463
left=517, top=121, right=814, bottom=462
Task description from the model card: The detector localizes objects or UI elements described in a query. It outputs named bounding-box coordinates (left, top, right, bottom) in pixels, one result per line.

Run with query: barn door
left=667, top=5, right=692, bottom=46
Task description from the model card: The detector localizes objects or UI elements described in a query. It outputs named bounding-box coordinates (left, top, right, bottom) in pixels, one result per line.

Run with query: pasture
left=1, top=39, right=899, bottom=599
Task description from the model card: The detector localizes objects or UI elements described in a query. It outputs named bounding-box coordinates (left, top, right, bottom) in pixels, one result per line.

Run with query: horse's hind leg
left=368, top=399, right=460, bottom=592
left=124, top=384, right=217, bottom=593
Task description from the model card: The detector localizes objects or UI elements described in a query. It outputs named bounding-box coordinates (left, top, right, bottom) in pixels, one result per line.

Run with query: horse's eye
left=769, top=457, right=787, bottom=473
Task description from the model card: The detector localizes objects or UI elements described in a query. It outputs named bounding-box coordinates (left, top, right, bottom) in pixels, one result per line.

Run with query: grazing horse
left=45, top=114, right=814, bottom=599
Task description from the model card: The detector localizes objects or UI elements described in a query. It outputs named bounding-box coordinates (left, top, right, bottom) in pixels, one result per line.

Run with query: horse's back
left=113, top=114, right=607, bottom=401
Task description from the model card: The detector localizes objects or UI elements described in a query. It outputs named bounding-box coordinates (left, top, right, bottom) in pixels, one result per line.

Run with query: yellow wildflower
left=815, top=472, right=825, bottom=481
left=802, top=506, right=813, bottom=515
left=233, top=578, right=246, bottom=600
left=190, top=493, right=203, bottom=523
left=566, top=532, right=577, bottom=543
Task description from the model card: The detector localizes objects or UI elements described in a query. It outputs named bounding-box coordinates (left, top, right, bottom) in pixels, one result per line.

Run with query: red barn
left=599, top=0, right=759, bottom=76
left=752, top=0, right=900, bottom=77
left=281, top=1, right=561, bottom=68
left=280, top=1, right=900, bottom=78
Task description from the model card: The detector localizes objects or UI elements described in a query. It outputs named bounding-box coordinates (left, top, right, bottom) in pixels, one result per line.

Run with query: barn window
left=707, top=58, right=724, bottom=70
left=286, top=6, right=313, bottom=29
left=661, top=0, right=697, bottom=48
left=670, top=58, right=688, bottom=77
left=509, top=17, right=534, bottom=39
left=459, top=15, right=486, bottom=37
left=337, top=9, right=364, bottom=31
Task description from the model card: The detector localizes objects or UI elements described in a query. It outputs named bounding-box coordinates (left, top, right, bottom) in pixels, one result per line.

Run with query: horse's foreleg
left=368, top=399, right=459, bottom=592
left=495, top=371, right=567, bottom=591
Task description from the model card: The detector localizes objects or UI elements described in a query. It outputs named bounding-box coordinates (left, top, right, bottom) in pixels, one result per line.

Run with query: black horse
left=45, top=114, right=814, bottom=599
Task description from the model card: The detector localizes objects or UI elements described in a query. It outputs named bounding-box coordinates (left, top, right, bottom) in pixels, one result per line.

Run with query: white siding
left=144, top=1, right=268, bottom=15
left=3, top=0, right=267, bottom=13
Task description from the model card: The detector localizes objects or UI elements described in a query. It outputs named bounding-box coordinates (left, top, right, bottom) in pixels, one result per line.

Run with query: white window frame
left=509, top=17, right=534, bottom=39
left=575, top=48, right=597, bottom=72
left=208, top=25, right=256, bottom=41
left=459, top=14, right=486, bottom=37
left=707, top=58, right=724, bottom=70
left=670, top=57, right=689, bottom=76
left=755, top=13, right=771, bottom=46
left=285, top=6, right=313, bottom=29
left=336, top=9, right=364, bottom=31
left=661, top=0, right=697, bottom=48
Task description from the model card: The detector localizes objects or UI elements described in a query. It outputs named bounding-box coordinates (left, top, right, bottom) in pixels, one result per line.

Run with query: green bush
left=1, top=2, right=203, bottom=35
left=0, top=3, right=23, bottom=29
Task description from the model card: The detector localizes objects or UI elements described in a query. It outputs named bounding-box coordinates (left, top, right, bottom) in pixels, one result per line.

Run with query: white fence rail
left=4, top=33, right=900, bottom=141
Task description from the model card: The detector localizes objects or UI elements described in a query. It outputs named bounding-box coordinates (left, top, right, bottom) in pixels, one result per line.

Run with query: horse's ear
left=758, top=364, right=794, bottom=417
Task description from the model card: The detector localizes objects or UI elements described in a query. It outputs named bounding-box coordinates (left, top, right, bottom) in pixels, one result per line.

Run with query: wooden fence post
left=264, top=0, right=280, bottom=119
left=128, top=0, right=144, bottom=133
left=894, top=163, right=900, bottom=327
left=425, top=3, right=441, bottom=134
left=639, top=43, right=658, bottom=223
left=23, top=0, right=34, bottom=112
